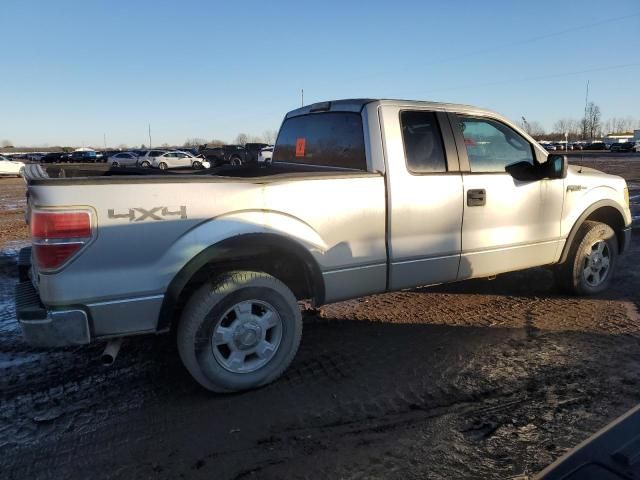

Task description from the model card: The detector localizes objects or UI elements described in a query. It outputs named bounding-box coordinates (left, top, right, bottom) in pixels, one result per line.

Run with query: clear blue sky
left=2, top=0, right=639, bottom=147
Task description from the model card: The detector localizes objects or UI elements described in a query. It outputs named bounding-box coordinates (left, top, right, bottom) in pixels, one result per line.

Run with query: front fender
left=561, top=185, right=630, bottom=239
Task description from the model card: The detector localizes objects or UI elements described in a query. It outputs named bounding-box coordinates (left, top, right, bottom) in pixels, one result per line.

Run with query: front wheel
left=158, top=162, right=168, bottom=170
left=177, top=271, right=302, bottom=393
left=555, top=221, right=618, bottom=295
left=111, top=161, right=119, bottom=168
left=140, top=160, right=150, bottom=168
left=192, top=160, right=202, bottom=169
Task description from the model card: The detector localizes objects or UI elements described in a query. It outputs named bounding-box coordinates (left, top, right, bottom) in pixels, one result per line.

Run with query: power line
left=424, top=63, right=640, bottom=94
left=431, top=12, right=640, bottom=67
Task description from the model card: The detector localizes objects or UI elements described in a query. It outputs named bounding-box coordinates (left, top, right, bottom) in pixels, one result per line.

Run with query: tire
left=158, top=162, right=168, bottom=170
left=555, top=220, right=618, bottom=295
left=192, top=160, right=202, bottom=169
left=140, top=160, right=150, bottom=168
left=111, top=161, right=119, bottom=168
left=177, top=271, right=303, bottom=393
left=230, top=156, right=242, bottom=166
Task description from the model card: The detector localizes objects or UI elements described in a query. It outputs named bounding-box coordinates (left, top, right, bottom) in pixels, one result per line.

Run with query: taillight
left=31, top=210, right=93, bottom=270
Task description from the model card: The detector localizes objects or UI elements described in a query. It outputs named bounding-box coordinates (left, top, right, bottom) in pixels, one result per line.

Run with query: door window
left=400, top=111, right=447, bottom=173
left=459, top=117, right=534, bottom=172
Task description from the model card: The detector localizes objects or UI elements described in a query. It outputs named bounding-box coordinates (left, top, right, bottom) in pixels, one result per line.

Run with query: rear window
left=273, top=112, right=366, bottom=169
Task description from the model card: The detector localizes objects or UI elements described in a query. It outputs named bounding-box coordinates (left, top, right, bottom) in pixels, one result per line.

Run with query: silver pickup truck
left=16, top=99, right=632, bottom=392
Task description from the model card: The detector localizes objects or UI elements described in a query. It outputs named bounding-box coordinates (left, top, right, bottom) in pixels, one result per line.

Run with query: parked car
left=151, top=150, right=210, bottom=170
left=41, top=152, right=70, bottom=163
left=553, top=143, right=566, bottom=151
left=16, top=98, right=632, bottom=393
left=200, top=143, right=269, bottom=166
left=136, top=150, right=168, bottom=167
left=543, top=143, right=557, bottom=151
left=0, top=155, right=24, bottom=176
left=610, top=142, right=636, bottom=152
left=108, top=152, right=139, bottom=167
left=587, top=142, right=608, bottom=150
left=257, top=145, right=274, bottom=163
left=571, top=143, right=584, bottom=151
left=71, top=150, right=98, bottom=163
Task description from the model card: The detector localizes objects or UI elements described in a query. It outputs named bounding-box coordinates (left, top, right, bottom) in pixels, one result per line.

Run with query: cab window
left=400, top=111, right=447, bottom=173
left=459, top=116, right=534, bottom=172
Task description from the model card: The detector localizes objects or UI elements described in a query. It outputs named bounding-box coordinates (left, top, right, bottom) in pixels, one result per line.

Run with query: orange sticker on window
left=295, top=138, right=306, bottom=157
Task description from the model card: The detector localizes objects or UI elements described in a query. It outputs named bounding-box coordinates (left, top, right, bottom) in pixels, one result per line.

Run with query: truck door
left=449, top=113, right=564, bottom=279
left=381, top=107, right=464, bottom=290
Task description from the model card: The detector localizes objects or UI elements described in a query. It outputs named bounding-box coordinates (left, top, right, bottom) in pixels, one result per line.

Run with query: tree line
left=518, top=102, right=639, bottom=141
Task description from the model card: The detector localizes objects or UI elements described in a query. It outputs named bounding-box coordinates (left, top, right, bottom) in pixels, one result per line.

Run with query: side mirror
left=546, top=154, right=568, bottom=179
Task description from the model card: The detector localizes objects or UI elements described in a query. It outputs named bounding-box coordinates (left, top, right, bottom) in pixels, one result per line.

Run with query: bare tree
left=1, top=139, right=14, bottom=148
left=518, top=119, right=545, bottom=137
left=207, top=138, right=226, bottom=146
left=263, top=129, right=278, bottom=144
left=234, top=133, right=248, bottom=146
left=582, top=102, right=601, bottom=140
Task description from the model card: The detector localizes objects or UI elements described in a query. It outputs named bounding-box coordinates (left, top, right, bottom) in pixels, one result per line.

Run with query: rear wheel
left=158, top=162, right=168, bottom=170
left=177, top=271, right=302, bottom=393
left=230, top=156, right=242, bottom=166
left=555, top=221, right=618, bottom=295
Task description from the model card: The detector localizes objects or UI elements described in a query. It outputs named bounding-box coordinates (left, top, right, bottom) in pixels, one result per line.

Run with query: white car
left=108, top=152, right=138, bottom=168
left=151, top=151, right=210, bottom=170
left=257, top=145, right=274, bottom=164
left=136, top=150, right=168, bottom=168
left=0, top=155, right=25, bottom=176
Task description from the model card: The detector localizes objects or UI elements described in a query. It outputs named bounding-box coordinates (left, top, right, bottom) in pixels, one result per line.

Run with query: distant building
left=603, top=133, right=634, bottom=146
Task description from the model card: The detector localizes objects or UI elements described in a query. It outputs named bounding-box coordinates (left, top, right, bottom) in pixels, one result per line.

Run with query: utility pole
left=301, top=89, right=304, bottom=107
left=103, top=133, right=106, bottom=149
left=583, top=80, right=590, bottom=141
left=148, top=124, right=152, bottom=148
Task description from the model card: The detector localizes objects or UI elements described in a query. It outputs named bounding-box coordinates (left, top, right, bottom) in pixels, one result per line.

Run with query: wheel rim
left=211, top=299, right=283, bottom=374
left=112, top=161, right=119, bottom=167
left=159, top=162, right=167, bottom=170
left=142, top=161, right=149, bottom=167
left=582, top=240, right=611, bottom=287
left=231, top=158, right=241, bottom=166
left=193, top=161, right=201, bottom=169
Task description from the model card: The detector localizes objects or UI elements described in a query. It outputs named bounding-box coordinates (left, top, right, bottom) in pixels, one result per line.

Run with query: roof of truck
left=285, top=98, right=498, bottom=118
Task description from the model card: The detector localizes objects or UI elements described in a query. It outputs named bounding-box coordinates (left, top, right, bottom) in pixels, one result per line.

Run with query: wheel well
left=584, top=206, right=626, bottom=242
left=560, top=203, right=627, bottom=263
left=157, top=234, right=325, bottom=331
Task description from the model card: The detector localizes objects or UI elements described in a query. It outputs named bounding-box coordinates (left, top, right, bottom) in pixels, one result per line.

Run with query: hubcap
left=582, top=240, right=611, bottom=287
left=211, top=300, right=283, bottom=373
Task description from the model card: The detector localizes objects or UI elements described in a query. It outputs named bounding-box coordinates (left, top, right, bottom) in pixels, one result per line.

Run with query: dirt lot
left=1, top=156, right=640, bottom=479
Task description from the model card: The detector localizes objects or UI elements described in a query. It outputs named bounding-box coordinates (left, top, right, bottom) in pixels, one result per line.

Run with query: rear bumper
left=15, top=247, right=163, bottom=346
left=15, top=280, right=90, bottom=347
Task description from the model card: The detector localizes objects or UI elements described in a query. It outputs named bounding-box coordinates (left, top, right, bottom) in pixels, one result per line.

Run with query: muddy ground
left=1, top=155, right=639, bottom=479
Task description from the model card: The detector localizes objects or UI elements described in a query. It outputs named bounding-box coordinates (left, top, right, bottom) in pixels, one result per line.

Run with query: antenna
left=301, top=88, right=304, bottom=107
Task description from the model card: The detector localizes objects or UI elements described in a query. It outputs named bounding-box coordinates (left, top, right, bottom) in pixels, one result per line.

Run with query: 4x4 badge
left=107, top=206, right=187, bottom=222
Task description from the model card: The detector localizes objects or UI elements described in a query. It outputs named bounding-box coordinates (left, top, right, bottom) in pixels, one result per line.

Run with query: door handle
left=467, top=189, right=486, bottom=206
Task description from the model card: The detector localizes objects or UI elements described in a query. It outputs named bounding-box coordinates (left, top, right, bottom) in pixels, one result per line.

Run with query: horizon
left=1, top=0, right=639, bottom=147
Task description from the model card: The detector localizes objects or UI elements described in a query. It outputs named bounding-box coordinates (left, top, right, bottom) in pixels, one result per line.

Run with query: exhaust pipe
left=101, top=338, right=123, bottom=366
